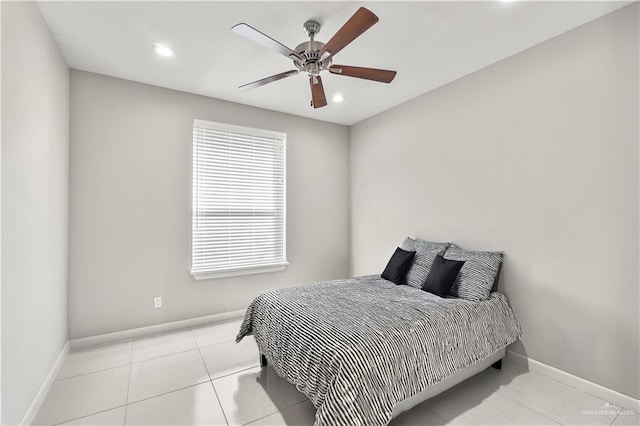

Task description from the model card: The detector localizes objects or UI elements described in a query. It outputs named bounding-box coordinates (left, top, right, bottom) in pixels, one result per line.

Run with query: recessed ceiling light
left=152, top=43, right=174, bottom=57
left=332, top=94, right=345, bottom=103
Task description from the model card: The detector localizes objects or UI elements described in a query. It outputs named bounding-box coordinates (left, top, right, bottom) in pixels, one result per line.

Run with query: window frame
left=190, top=119, right=287, bottom=280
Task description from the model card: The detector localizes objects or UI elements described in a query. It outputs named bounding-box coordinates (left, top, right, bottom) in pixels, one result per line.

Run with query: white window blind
left=191, top=119, right=287, bottom=279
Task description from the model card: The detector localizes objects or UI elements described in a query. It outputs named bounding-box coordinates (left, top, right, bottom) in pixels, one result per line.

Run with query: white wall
left=69, top=70, right=350, bottom=339
left=1, top=2, right=70, bottom=424
left=0, top=2, right=3, bottom=422
left=350, top=4, right=639, bottom=399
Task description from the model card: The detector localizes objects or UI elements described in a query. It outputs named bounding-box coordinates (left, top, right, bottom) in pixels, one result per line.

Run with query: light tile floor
left=34, top=319, right=639, bottom=425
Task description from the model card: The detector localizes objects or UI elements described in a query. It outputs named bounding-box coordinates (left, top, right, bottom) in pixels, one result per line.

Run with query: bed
left=236, top=274, right=522, bottom=426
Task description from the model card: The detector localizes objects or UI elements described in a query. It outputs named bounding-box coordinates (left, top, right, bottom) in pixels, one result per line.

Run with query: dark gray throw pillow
left=401, top=237, right=450, bottom=289
left=381, top=247, right=416, bottom=285
left=422, top=255, right=465, bottom=297
left=444, top=244, right=504, bottom=301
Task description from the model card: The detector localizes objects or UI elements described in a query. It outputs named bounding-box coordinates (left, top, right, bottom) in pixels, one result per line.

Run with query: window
left=191, top=119, right=287, bottom=279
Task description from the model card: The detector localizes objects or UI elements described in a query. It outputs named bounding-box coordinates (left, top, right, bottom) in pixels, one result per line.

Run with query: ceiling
left=37, top=1, right=630, bottom=126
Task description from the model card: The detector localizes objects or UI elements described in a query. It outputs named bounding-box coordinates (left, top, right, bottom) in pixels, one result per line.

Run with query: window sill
left=190, top=262, right=289, bottom=280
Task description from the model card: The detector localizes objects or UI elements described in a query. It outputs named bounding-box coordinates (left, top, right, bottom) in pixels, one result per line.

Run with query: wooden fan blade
left=329, top=65, right=396, bottom=83
left=232, top=23, right=304, bottom=62
left=240, top=70, right=299, bottom=90
left=309, top=76, right=327, bottom=109
left=318, top=7, right=378, bottom=60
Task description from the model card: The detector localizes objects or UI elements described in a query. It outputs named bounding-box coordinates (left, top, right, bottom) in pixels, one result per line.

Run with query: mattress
left=237, top=275, right=522, bottom=426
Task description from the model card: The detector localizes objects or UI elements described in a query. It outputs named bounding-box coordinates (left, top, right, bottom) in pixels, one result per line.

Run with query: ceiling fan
left=231, top=7, right=397, bottom=109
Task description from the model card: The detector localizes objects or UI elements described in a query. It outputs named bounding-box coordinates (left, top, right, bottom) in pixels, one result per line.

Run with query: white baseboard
left=70, top=309, right=246, bottom=349
left=21, top=341, right=70, bottom=426
left=507, top=350, right=639, bottom=413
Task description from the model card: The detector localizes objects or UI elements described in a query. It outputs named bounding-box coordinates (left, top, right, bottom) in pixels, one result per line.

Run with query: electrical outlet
left=154, top=296, right=162, bottom=308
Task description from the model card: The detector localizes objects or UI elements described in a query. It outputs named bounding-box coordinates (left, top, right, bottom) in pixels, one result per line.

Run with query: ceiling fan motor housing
left=293, top=40, right=331, bottom=76
left=294, top=20, right=331, bottom=76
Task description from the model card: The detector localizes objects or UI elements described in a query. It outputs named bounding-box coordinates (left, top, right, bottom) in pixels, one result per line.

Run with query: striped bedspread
left=236, top=275, right=522, bottom=426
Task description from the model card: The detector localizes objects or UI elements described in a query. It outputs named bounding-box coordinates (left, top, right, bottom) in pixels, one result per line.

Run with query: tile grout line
left=196, top=334, right=260, bottom=381
left=496, top=367, right=626, bottom=424
left=422, top=406, right=448, bottom=424
left=79, top=326, right=240, bottom=409
left=421, top=402, right=462, bottom=425
left=258, top=397, right=310, bottom=423
left=211, top=364, right=261, bottom=381
left=526, top=370, right=629, bottom=421
left=56, top=362, right=132, bottom=381
left=69, top=335, right=135, bottom=350
left=242, top=399, right=310, bottom=426
left=190, top=326, right=230, bottom=426
left=52, top=322, right=252, bottom=426
left=189, top=326, right=214, bottom=383
left=58, top=334, right=216, bottom=381
left=583, top=388, right=640, bottom=413
left=43, top=323, right=245, bottom=425
left=55, top=338, right=133, bottom=381
left=195, top=336, right=245, bottom=351
left=494, top=386, right=570, bottom=425
left=610, top=411, right=621, bottom=425
left=529, top=368, right=608, bottom=396
left=126, top=325, right=242, bottom=366
left=520, top=361, right=639, bottom=414
left=129, top=324, right=219, bottom=363
left=42, top=341, right=133, bottom=425
left=234, top=361, right=310, bottom=425
left=55, top=343, right=203, bottom=383
left=422, top=404, right=454, bottom=424
left=68, top=325, right=240, bottom=381
left=130, top=346, right=202, bottom=365
left=123, top=339, right=134, bottom=425
left=489, top=367, right=561, bottom=422
left=52, top=404, right=128, bottom=425
left=209, top=329, right=308, bottom=425
left=126, top=380, right=212, bottom=406
left=528, top=367, right=639, bottom=414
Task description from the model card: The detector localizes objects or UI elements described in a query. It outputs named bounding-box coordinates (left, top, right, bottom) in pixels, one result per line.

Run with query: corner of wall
left=0, top=1, right=4, bottom=422
left=1, top=1, right=71, bottom=424
left=347, top=124, right=354, bottom=277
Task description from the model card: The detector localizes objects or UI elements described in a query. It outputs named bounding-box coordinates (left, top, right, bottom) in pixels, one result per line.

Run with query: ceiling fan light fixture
left=152, top=43, right=174, bottom=57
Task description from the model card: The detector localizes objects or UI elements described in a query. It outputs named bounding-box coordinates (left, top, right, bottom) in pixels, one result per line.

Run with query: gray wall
left=1, top=2, right=70, bottom=424
left=69, top=70, right=350, bottom=339
left=350, top=5, right=639, bottom=399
